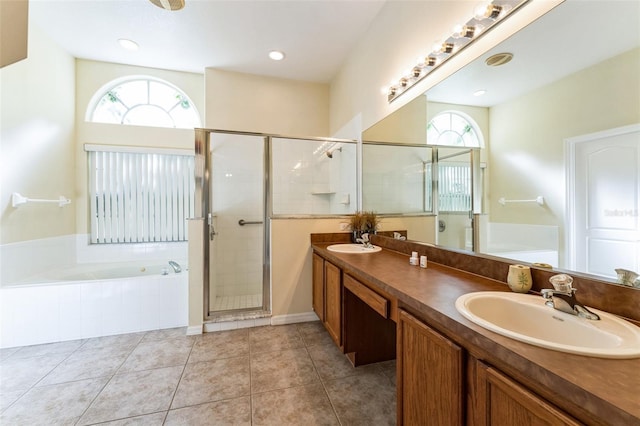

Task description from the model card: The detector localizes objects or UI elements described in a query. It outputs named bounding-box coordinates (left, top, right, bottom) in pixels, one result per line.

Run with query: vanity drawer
left=344, top=274, right=389, bottom=318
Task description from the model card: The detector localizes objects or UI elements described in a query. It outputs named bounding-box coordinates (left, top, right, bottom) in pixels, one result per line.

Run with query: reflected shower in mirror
left=362, top=0, right=640, bottom=287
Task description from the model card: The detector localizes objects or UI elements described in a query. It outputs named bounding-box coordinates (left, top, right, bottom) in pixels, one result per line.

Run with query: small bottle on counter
left=410, top=251, right=419, bottom=265
left=420, top=255, right=428, bottom=268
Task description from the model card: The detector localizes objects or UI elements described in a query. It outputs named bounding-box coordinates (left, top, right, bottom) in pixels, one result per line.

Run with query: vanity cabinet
left=397, top=309, right=463, bottom=425
left=312, top=253, right=342, bottom=347
left=398, top=308, right=580, bottom=426
left=474, top=361, right=581, bottom=426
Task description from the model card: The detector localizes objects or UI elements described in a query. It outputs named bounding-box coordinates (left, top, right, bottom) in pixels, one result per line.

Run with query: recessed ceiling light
left=269, top=50, right=285, bottom=61
left=118, top=39, right=139, bottom=51
left=474, top=89, right=487, bottom=97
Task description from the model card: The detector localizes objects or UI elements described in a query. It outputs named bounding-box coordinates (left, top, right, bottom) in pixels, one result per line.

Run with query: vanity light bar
left=387, top=0, right=529, bottom=103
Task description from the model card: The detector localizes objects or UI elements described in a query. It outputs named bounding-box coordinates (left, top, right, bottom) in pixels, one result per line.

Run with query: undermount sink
left=455, top=292, right=640, bottom=358
left=327, top=244, right=382, bottom=254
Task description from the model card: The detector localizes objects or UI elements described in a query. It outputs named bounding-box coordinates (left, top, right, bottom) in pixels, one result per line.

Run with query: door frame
left=195, top=129, right=271, bottom=321
left=565, top=123, right=640, bottom=270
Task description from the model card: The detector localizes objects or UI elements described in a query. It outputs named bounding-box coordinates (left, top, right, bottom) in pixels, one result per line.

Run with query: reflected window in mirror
left=427, top=111, right=484, bottom=148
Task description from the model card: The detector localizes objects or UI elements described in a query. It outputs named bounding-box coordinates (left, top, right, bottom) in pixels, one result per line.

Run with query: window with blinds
left=426, top=162, right=472, bottom=213
left=87, top=146, right=195, bottom=244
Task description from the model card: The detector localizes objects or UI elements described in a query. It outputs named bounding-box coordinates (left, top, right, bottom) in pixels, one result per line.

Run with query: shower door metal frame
left=195, top=128, right=271, bottom=321
left=196, top=128, right=358, bottom=322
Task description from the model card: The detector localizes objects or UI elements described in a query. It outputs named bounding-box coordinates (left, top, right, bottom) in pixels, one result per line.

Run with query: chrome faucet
left=356, top=233, right=374, bottom=249
left=168, top=260, right=182, bottom=273
left=541, top=287, right=600, bottom=321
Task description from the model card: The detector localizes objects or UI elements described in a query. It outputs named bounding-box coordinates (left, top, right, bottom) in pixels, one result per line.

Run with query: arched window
left=427, top=111, right=484, bottom=147
left=87, top=76, right=201, bottom=129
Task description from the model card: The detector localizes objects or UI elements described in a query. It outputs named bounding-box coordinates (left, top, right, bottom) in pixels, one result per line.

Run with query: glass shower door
left=207, top=132, right=268, bottom=316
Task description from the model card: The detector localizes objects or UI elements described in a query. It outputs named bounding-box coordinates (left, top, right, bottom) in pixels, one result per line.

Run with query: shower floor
left=212, top=294, right=262, bottom=311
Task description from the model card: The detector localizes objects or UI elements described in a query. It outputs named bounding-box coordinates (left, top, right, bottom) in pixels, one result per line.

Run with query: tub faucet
left=168, top=260, right=182, bottom=273
left=541, top=287, right=600, bottom=320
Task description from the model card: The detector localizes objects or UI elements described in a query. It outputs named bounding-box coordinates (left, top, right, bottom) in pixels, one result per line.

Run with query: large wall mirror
left=362, top=0, right=640, bottom=288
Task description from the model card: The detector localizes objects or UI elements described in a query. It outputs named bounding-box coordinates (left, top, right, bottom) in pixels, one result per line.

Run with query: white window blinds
left=87, top=145, right=195, bottom=244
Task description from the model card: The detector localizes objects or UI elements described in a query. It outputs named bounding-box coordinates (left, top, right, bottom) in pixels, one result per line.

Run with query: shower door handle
left=208, top=213, right=217, bottom=240
left=238, top=219, right=263, bottom=226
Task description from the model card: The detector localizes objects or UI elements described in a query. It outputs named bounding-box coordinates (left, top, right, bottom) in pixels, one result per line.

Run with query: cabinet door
left=324, top=261, right=342, bottom=346
left=398, top=310, right=463, bottom=426
left=477, top=362, right=581, bottom=426
left=312, top=253, right=324, bottom=322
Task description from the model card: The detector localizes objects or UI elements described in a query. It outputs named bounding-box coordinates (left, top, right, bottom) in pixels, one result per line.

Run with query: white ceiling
left=29, top=0, right=386, bottom=82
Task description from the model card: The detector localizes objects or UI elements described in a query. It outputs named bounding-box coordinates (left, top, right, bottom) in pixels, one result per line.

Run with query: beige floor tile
left=92, top=411, right=167, bottom=425
left=251, top=347, right=319, bottom=393
left=38, top=347, right=132, bottom=386
left=78, top=366, right=183, bottom=425
left=0, top=377, right=107, bottom=425
left=249, top=324, right=305, bottom=353
left=79, top=332, right=146, bottom=352
left=165, top=396, right=251, bottom=425
left=172, top=356, right=250, bottom=409
left=377, top=359, right=397, bottom=386
left=307, top=343, right=381, bottom=382
left=11, top=339, right=85, bottom=359
left=142, top=327, right=192, bottom=343
left=252, top=383, right=339, bottom=426
left=0, top=347, right=20, bottom=361
left=297, top=321, right=335, bottom=347
left=0, top=389, right=26, bottom=413
left=0, top=353, right=67, bottom=392
left=324, top=371, right=396, bottom=426
left=188, top=329, right=249, bottom=363
left=118, top=339, right=194, bottom=373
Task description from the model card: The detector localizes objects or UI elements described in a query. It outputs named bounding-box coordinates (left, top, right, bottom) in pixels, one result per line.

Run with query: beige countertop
left=312, top=243, right=640, bottom=426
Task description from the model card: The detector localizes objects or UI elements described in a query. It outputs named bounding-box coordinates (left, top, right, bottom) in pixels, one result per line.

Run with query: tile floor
left=0, top=321, right=397, bottom=425
left=212, top=294, right=263, bottom=311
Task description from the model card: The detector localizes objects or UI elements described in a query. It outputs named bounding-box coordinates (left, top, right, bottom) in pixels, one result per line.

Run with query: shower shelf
left=311, top=191, right=336, bottom=195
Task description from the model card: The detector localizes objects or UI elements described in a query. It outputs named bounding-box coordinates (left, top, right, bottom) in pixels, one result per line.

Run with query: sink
left=327, top=244, right=382, bottom=254
left=455, top=292, right=640, bottom=358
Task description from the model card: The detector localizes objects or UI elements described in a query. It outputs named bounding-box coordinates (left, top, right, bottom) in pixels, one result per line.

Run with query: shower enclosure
left=195, top=129, right=357, bottom=321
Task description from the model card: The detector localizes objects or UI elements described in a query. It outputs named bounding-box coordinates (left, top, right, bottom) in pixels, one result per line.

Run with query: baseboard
left=270, top=311, right=319, bottom=326
left=186, top=325, right=203, bottom=335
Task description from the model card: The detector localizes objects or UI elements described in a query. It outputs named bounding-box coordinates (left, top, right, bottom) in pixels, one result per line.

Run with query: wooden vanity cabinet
left=398, top=308, right=581, bottom=426
left=474, top=361, right=581, bottom=426
left=312, top=253, right=342, bottom=347
left=397, top=309, right=463, bottom=426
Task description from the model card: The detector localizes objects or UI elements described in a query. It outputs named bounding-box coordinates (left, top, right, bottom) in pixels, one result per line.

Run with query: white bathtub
left=0, top=260, right=188, bottom=348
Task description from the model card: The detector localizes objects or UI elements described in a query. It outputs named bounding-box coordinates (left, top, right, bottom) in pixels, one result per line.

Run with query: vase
left=507, top=264, right=532, bottom=293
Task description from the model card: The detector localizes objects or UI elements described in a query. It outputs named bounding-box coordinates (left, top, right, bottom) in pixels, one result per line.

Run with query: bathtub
left=0, top=260, right=188, bottom=348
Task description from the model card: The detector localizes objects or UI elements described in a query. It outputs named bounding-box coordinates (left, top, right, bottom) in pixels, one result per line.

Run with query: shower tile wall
left=272, top=139, right=357, bottom=216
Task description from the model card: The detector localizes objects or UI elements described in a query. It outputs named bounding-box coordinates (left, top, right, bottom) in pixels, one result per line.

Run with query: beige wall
left=489, top=47, right=640, bottom=262
left=74, top=59, right=204, bottom=235
left=0, top=0, right=28, bottom=68
left=205, top=69, right=329, bottom=137
left=271, top=215, right=435, bottom=317
left=362, top=95, right=427, bottom=144
left=0, top=25, right=76, bottom=244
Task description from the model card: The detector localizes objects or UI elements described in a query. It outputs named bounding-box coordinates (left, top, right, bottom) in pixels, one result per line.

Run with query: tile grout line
left=162, top=333, right=198, bottom=425
left=297, top=324, right=344, bottom=426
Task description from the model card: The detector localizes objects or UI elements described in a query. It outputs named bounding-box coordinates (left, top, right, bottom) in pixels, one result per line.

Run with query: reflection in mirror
left=362, top=0, right=640, bottom=287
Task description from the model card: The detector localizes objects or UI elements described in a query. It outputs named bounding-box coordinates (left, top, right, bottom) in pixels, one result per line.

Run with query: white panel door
left=572, top=127, right=640, bottom=279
